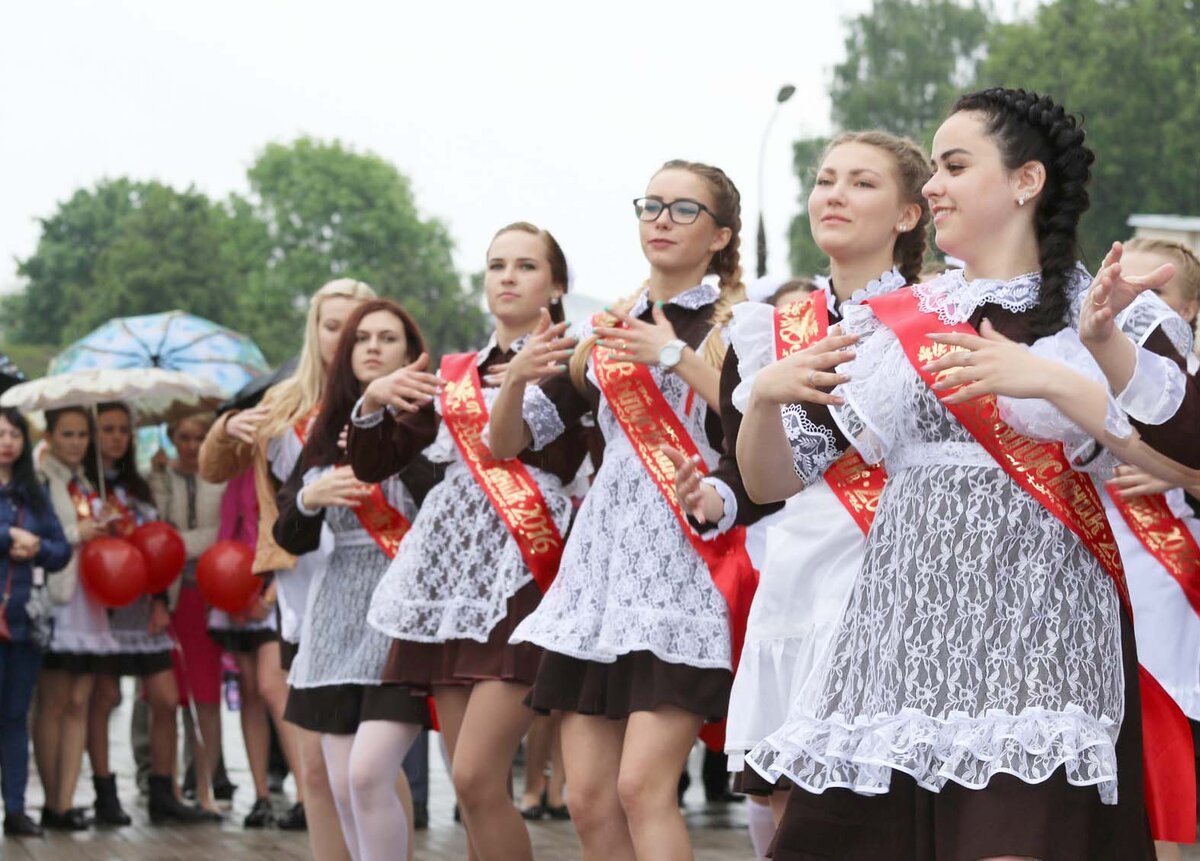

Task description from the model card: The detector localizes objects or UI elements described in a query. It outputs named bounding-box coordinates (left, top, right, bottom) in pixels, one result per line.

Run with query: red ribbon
left=439, top=353, right=564, bottom=593
left=774, top=291, right=886, bottom=535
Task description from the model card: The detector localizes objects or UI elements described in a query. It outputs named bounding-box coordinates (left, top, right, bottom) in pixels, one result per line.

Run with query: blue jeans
left=0, top=640, right=42, bottom=814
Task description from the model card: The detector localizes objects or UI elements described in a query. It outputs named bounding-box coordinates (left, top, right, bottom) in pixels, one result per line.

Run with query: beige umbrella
left=1, top=368, right=223, bottom=496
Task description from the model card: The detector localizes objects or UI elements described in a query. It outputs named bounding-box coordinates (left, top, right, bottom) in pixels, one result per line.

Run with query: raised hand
left=226, top=402, right=272, bottom=445
left=361, top=353, right=441, bottom=415
left=594, top=301, right=678, bottom=366
left=300, top=465, right=373, bottom=510
left=663, top=445, right=724, bottom=525
left=502, top=309, right=577, bottom=386
left=1080, top=241, right=1175, bottom=347
left=750, top=329, right=859, bottom=406
left=924, top=320, right=1058, bottom=403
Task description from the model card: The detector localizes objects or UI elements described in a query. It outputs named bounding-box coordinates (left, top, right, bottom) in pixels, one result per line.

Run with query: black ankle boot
left=5, top=811, right=44, bottom=837
left=93, top=774, right=132, bottom=826
left=147, top=775, right=212, bottom=824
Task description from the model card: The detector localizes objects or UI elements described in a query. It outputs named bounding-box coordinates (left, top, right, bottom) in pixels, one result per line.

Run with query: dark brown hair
left=302, top=299, right=427, bottom=468
left=85, top=402, right=153, bottom=505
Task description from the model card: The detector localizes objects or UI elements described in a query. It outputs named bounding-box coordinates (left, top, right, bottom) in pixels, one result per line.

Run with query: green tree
left=830, top=0, right=993, bottom=141
left=80, top=185, right=242, bottom=339
left=244, top=137, right=488, bottom=361
left=977, top=0, right=1200, bottom=260
left=788, top=137, right=832, bottom=277
left=3, top=178, right=152, bottom=344
left=789, top=0, right=993, bottom=273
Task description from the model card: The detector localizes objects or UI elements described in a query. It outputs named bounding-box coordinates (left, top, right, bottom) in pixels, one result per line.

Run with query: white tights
left=746, top=797, right=775, bottom=861
left=321, top=720, right=421, bottom=861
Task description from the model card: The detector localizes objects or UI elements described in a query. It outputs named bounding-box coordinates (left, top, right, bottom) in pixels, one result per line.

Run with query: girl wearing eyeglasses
left=488, top=160, right=747, bottom=861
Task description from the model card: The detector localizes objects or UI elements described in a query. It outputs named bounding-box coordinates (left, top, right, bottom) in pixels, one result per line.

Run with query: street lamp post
left=757, top=84, right=797, bottom=278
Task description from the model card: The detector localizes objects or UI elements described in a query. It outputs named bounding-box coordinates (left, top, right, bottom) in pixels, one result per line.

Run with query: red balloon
left=196, top=541, right=260, bottom=613
left=80, top=538, right=148, bottom=609
left=131, top=522, right=187, bottom=594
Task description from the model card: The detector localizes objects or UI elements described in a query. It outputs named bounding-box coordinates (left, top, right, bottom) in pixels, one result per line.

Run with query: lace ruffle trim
left=747, top=704, right=1120, bottom=804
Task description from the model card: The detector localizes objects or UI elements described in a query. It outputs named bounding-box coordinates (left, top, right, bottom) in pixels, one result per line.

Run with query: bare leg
left=560, top=713, right=635, bottom=861
left=520, top=714, right=553, bottom=809
left=348, top=720, right=421, bottom=861
left=58, top=673, right=95, bottom=810
left=767, top=787, right=789, bottom=824
left=320, top=733, right=361, bottom=860
left=297, top=725, right=351, bottom=861
left=86, top=673, right=120, bottom=777
left=192, top=703, right=222, bottom=811
left=617, top=707, right=704, bottom=861
left=451, top=681, right=537, bottom=861
left=257, top=642, right=303, bottom=797
left=144, top=669, right=180, bottom=781
left=546, top=714, right=566, bottom=808
left=235, top=652, right=271, bottom=800
left=32, top=670, right=69, bottom=810
left=1155, top=843, right=1184, bottom=861
left=432, top=686, right=476, bottom=861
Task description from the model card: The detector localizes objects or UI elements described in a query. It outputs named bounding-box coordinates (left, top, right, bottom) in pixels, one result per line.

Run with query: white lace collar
left=628, top=278, right=720, bottom=319
left=475, top=331, right=530, bottom=366
left=813, top=267, right=907, bottom=311
left=913, top=268, right=1043, bottom=324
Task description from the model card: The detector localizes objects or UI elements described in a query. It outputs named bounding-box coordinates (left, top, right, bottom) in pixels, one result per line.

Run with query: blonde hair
left=1125, top=237, right=1200, bottom=323
left=569, top=160, right=745, bottom=390
left=259, top=278, right=377, bottom=439
left=821, top=131, right=931, bottom=284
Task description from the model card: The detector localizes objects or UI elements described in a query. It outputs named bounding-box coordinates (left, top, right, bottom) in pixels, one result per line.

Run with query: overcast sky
left=0, top=0, right=1035, bottom=308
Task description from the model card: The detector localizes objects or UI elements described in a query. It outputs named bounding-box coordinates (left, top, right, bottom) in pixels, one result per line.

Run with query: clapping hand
left=594, top=302, right=677, bottom=366
left=750, top=328, right=858, bottom=406
left=361, top=354, right=441, bottom=415
left=663, top=446, right=724, bottom=525
left=300, top=466, right=372, bottom=510
left=1079, top=242, right=1175, bottom=347
left=496, top=309, right=576, bottom=386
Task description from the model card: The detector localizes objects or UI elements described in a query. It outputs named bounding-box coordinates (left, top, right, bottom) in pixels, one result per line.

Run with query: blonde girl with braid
left=489, top=160, right=745, bottom=861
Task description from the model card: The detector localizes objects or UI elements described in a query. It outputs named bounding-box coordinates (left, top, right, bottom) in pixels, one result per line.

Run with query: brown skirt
left=383, top=580, right=543, bottom=690
left=734, top=763, right=792, bottom=797
left=284, top=683, right=431, bottom=735
left=526, top=649, right=733, bottom=723
left=769, top=613, right=1154, bottom=861
left=209, top=627, right=277, bottom=655
left=43, top=649, right=174, bottom=677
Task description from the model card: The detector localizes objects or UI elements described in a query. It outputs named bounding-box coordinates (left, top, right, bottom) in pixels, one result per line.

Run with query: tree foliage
left=243, top=138, right=487, bottom=361
left=830, top=0, right=993, bottom=141
left=3, top=138, right=489, bottom=365
left=976, top=0, right=1200, bottom=259
left=788, top=0, right=1200, bottom=273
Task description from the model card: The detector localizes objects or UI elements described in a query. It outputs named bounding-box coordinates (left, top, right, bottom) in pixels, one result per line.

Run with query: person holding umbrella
left=83, top=402, right=213, bottom=825
left=0, top=407, right=71, bottom=838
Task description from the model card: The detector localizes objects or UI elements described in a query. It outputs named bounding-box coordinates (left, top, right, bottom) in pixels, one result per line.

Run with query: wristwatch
left=658, top=339, right=687, bottom=372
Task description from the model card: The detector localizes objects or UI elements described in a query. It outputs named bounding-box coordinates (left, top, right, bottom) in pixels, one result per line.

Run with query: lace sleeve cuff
left=523, top=385, right=567, bottom=452
left=351, top=396, right=387, bottom=428
left=1114, top=347, right=1187, bottom=426
left=698, top=477, right=737, bottom=538
left=781, top=403, right=842, bottom=486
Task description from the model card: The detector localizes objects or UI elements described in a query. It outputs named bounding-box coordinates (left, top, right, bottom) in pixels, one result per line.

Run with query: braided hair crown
left=952, top=88, right=1094, bottom=337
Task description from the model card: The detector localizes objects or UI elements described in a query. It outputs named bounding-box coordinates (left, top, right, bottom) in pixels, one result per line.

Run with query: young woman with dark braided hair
left=488, top=160, right=749, bottom=861
left=737, top=88, right=1198, bottom=860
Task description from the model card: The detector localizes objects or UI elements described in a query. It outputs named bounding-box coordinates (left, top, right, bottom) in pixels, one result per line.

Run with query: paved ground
left=0, top=679, right=756, bottom=860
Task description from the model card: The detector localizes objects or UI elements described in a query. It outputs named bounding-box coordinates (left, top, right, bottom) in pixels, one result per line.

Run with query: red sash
left=67, top=479, right=98, bottom=524
left=591, top=323, right=757, bottom=751
left=868, top=286, right=1196, bottom=843
left=774, top=291, right=885, bottom=534
left=353, top=484, right=412, bottom=560
left=1108, top=489, right=1200, bottom=618
left=293, top=406, right=319, bottom=445
left=100, top=489, right=137, bottom=538
left=439, top=353, right=564, bottom=592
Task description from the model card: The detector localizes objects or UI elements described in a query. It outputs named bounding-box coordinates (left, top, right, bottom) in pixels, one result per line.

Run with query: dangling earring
left=1018, top=194, right=1028, bottom=207
left=550, top=296, right=561, bottom=305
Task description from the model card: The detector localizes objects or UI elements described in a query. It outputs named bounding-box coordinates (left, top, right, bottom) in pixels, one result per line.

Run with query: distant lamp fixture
left=757, top=84, right=798, bottom=278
